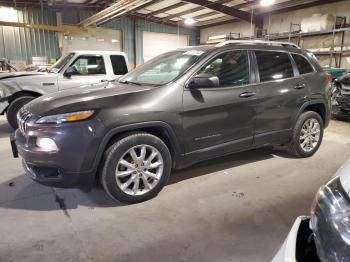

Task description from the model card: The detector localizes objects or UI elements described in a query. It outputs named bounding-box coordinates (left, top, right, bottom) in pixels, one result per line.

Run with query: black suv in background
left=12, top=40, right=331, bottom=203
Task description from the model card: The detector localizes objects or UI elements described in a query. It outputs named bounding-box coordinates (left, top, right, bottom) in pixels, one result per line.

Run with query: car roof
left=176, top=43, right=308, bottom=56
left=70, top=50, right=127, bottom=56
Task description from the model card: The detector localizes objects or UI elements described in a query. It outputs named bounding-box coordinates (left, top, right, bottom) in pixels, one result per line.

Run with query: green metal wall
left=0, top=8, right=60, bottom=64
left=0, top=8, right=199, bottom=66
left=61, top=10, right=199, bottom=66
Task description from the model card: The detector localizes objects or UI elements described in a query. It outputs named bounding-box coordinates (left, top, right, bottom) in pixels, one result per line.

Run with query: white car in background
left=0, top=50, right=129, bottom=128
left=273, top=160, right=350, bottom=262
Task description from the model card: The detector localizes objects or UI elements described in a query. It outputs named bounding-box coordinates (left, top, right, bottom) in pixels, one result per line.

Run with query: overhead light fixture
left=260, top=0, right=275, bottom=7
left=208, top=35, right=227, bottom=40
left=184, top=18, right=196, bottom=25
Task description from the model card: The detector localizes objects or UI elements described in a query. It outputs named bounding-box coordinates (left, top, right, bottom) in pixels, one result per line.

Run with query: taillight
left=327, top=73, right=332, bottom=82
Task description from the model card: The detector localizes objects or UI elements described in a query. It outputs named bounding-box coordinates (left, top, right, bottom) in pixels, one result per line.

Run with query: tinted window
left=69, top=55, right=106, bottom=75
left=255, top=51, right=294, bottom=82
left=197, top=50, right=249, bottom=87
left=292, top=54, right=314, bottom=74
left=110, top=55, right=128, bottom=75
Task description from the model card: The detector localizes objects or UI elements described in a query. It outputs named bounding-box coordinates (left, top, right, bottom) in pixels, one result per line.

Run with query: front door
left=58, top=55, right=107, bottom=90
left=182, top=50, right=258, bottom=161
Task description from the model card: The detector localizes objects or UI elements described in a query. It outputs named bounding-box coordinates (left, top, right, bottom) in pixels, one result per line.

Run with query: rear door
left=253, top=50, right=309, bottom=146
left=58, top=55, right=107, bottom=90
left=182, top=49, right=258, bottom=160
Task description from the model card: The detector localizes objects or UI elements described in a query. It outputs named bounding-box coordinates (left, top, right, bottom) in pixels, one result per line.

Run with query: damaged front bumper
left=272, top=216, right=319, bottom=262
left=336, top=84, right=350, bottom=112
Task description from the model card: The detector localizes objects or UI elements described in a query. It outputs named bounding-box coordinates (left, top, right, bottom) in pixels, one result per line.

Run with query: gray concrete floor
left=1, top=115, right=350, bottom=262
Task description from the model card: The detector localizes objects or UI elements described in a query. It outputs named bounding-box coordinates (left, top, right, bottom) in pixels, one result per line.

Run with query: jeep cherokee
left=11, top=40, right=331, bottom=203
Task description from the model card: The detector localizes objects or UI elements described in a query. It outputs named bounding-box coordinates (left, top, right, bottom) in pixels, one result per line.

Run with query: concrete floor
left=1, top=115, right=350, bottom=262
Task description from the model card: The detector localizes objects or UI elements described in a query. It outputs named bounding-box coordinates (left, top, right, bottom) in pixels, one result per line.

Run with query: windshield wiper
left=119, top=80, right=142, bottom=86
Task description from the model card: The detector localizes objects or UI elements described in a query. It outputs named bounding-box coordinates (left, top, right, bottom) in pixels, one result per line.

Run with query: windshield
left=119, top=49, right=205, bottom=86
left=49, top=53, right=75, bottom=73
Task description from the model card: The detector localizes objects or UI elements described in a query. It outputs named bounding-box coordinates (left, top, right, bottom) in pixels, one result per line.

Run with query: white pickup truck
left=0, top=50, right=129, bottom=128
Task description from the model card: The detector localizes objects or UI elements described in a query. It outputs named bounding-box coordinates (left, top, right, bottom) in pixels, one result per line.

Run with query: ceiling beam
left=163, top=0, right=234, bottom=21
left=79, top=0, right=153, bottom=26
left=0, top=0, right=104, bottom=10
left=191, top=0, right=258, bottom=21
left=199, top=0, right=347, bottom=28
left=145, top=2, right=187, bottom=17
left=0, top=20, right=87, bottom=33
left=128, top=13, right=192, bottom=28
left=181, top=0, right=254, bottom=22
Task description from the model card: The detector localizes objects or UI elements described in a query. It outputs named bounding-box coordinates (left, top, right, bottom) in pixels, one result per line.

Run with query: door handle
left=101, top=79, right=108, bottom=82
left=239, top=92, right=256, bottom=98
left=294, top=83, right=306, bottom=89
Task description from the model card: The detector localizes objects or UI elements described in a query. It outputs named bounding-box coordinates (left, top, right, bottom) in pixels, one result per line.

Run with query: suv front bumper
left=12, top=118, right=105, bottom=190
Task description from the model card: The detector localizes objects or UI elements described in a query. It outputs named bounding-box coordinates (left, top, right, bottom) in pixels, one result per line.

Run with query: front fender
left=91, top=121, right=185, bottom=173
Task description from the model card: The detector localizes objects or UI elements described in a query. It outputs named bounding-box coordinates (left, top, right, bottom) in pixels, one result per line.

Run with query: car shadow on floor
left=0, top=147, right=281, bottom=211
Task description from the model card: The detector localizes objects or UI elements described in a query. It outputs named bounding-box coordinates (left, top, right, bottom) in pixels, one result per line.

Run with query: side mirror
left=63, top=66, right=75, bottom=78
left=188, top=73, right=219, bottom=89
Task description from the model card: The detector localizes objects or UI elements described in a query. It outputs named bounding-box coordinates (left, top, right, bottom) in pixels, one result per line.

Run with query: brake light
left=327, top=73, right=332, bottom=82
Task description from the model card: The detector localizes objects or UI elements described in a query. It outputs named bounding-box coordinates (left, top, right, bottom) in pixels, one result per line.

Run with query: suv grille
left=17, top=108, right=33, bottom=134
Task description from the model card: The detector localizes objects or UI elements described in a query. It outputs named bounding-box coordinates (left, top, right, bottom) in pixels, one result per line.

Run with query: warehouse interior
left=1, top=0, right=350, bottom=261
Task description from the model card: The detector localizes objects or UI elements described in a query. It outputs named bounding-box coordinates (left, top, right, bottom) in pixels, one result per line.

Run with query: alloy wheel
left=299, top=118, right=321, bottom=152
left=115, top=145, right=164, bottom=196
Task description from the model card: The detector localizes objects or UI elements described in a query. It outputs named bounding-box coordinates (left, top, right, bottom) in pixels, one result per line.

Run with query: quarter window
left=110, top=55, right=128, bottom=75
left=197, top=50, right=249, bottom=88
left=69, top=55, right=106, bottom=75
left=255, top=51, right=294, bottom=82
left=292, top=54, right=314, bottom=75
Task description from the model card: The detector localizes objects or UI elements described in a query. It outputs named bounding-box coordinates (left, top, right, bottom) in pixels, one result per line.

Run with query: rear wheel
left=100, top=132, right=172, bottom=204
left=6, top=96, right=35, bottom=129
left=288, top=111, right=324, bottom=158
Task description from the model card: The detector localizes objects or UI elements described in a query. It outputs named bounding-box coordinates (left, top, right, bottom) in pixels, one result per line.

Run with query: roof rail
left=216, top=40, right=300, bottom=49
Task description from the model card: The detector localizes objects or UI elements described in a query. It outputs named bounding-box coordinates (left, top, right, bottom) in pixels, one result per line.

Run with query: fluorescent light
left=208, top=35, right=227, bottom=40
left=260, top=0, right=275, bottom=6
left=184, top=18, right=196, bottom=25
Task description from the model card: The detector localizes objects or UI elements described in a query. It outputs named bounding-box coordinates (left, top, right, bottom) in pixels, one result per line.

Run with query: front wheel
left=6, top=96, right=35, bottom=129
left=100, top=132, right=172, bottom=204
left=288, top=111, right=324, bottom=158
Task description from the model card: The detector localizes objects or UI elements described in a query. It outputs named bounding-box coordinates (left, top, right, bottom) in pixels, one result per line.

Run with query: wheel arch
left=295, top=100, right=328, bottom=126
left=93, top=122, right=185, bottom=176
left=8, top=90, right=42, bottom=104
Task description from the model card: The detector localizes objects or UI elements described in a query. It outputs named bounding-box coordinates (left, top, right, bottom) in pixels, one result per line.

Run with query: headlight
left=36, top=110, right=94, bottom=124
left=310, top=176, right=350, bottom=261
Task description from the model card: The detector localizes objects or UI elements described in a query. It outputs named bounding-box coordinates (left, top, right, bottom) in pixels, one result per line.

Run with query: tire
left=6, top=96, right=35, bottom=129
left=100, top=132, right=172, bottom=204
left=288, top=111, right=324, bottom=158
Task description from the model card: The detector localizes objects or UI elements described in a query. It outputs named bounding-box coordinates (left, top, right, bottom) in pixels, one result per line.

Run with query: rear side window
left=292, top=54, right=314, bottom=75
left=255, top=51, right=294, bottom=82
left=110, top=55, right=128, bottom=75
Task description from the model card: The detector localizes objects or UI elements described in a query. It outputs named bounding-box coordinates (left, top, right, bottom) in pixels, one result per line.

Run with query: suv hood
left=26, top=82, right=154, bottom=116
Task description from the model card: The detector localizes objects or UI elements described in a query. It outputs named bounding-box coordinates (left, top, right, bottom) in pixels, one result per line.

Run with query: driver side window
left=197, top=50, right=249, bottom=88
left=69, top=55, right=106, bottom=75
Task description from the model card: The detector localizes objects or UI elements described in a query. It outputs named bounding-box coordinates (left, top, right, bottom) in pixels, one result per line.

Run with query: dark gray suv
left=12, top=40, right=331, bottom=203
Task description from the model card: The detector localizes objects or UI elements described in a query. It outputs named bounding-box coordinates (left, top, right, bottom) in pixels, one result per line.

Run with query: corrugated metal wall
left=61, top=10, right=199, bottom=66
left=0, top=8, right=60, bottom=64
left=0, top=8, right=199, bottom=66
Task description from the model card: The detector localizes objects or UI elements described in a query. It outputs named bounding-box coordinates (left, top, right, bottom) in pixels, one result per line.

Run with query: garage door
left=143, top=32, right=189, bottom=62
left=61, top=28, right=122, bottom=55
